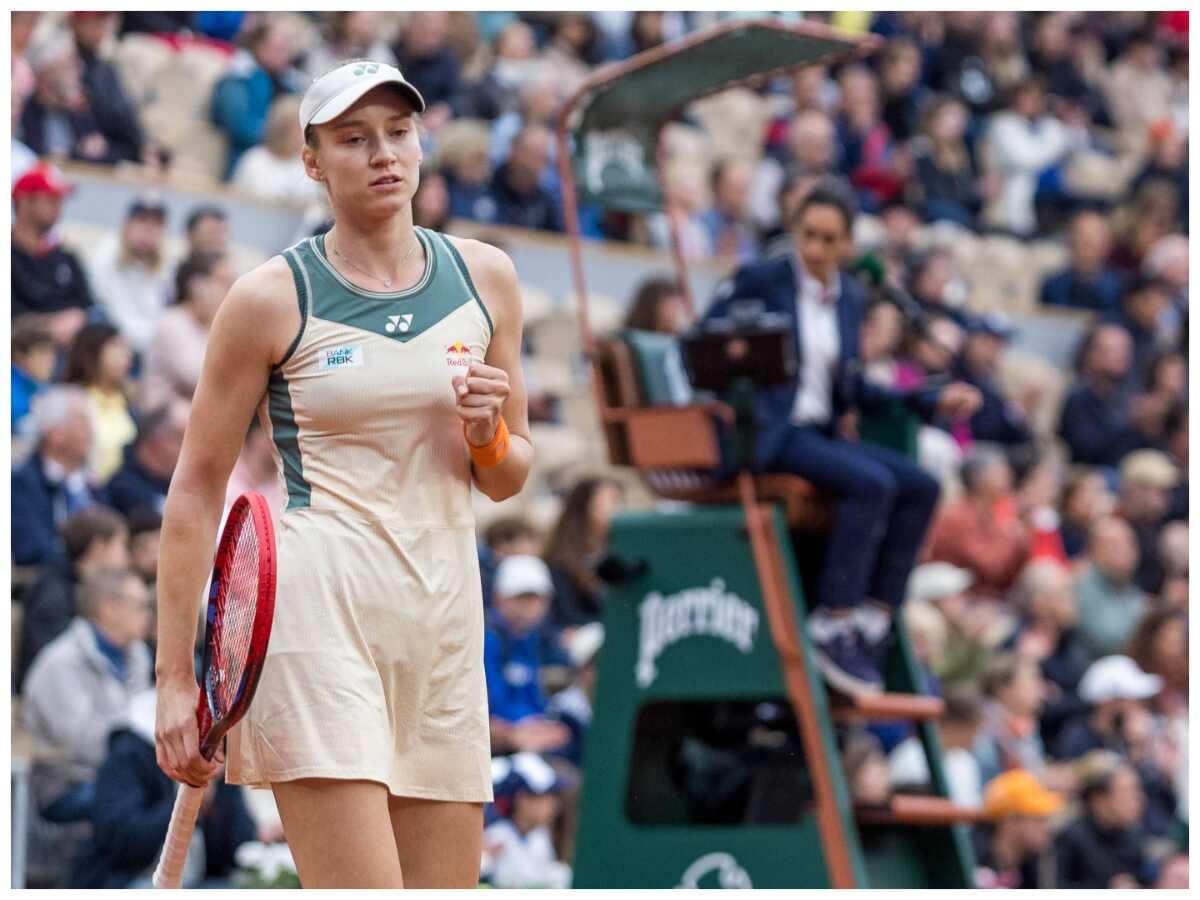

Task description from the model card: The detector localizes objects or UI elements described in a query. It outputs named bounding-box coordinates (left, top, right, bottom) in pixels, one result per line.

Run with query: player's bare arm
left=155, top=258, right=298, bottom=787
left=449, top=237, right=533, bottom=503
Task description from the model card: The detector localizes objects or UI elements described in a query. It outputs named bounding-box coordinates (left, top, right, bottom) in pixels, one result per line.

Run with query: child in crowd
left=485, top=555, right=573, bottom=756
left=482, top=752, right=573, bottom=888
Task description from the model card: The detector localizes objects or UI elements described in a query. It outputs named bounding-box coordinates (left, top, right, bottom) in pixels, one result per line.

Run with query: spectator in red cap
left=11, top=163, right=94, bottom=347
left=69, top=11, right=147, bottom=165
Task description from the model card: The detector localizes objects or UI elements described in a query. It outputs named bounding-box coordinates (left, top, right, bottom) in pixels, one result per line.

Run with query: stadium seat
left=524, top=354, right=579, bottom=396
left=519, top=283, right=554, bottom=329
left=112, top=33, right=173, bottom=107
left=997, top=348, right=1070, bottom=440
left=529, top=305, right=587, bottom=362
left=154, top=43, right=229, bottom=117
left=1026, top=238, right=1069, bottom=283
left=965, top=235, right=1039, bottom=314
left=590, top=335, right=830, bottom=530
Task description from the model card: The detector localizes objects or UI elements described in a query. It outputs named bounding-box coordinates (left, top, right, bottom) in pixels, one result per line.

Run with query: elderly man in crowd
left=22, top=568, right=153, bottom=822
left=12, top=386, right=99, bottom=567
left=17, top=506, right=129, bottom=691
left=925, top=447, right=1030, bottom=598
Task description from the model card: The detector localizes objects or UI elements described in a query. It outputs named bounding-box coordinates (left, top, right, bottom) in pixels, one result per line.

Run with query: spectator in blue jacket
left=70, top=688, right=259, bottom=888
left=12, top=386, right=99, bottom=567
left=104, top=400, right=188, bottom=518
left=70, top=12, right=146, bottom=165
left=484, top=125, right=564, bottom=232
left=20, top=31, right=121, bottom=165
left=11, top=317, right=57, bottom=437
left=958, top=313, right=1035, bottom=448
left=1108, top=274, right=1174, bottom=392
left=485, top=555, right=572, bottom=756
left=390, top=12, right=465, bottom=133
left=1058, top=322, right=1149, bottom=467
left=1040, top=210, right=1125, bottom=313
left=211, top=17, right=304, bottom=179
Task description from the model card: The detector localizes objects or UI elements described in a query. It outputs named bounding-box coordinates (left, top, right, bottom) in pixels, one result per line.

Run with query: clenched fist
left=453, top=362, right=511, bottom=447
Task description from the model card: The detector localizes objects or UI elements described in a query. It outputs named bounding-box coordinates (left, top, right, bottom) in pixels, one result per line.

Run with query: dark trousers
left=767, top=425, right=940, bottom=610
left=41, top=780, right=95, bottom=823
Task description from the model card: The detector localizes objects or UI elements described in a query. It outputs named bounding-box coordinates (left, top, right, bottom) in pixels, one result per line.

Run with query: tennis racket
left=153, top=492, right=277, bottom=889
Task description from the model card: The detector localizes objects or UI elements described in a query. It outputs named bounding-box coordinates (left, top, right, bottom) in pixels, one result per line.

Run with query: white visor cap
left=299, top=60, right=426, bottom=132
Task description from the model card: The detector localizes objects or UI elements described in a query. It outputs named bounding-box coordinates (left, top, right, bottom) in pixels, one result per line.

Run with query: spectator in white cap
left=1052, top=654, right=1161, bottom=760
left=1073, top=516, right=1146, bottom=662
left=486, top=555, right=572, bottom=757
left=482, top=752, right=572, bottom=888
left=906, top=561, right=1003, bottom=689
left=1051, top=654, right=1181, bottom=840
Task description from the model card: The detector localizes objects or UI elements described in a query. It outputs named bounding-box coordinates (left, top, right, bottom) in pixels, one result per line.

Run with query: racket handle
left=152, top=783, right=205, bottom=888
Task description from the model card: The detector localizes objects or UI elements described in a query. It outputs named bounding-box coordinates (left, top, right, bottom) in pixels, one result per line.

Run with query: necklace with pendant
left=331, top=232, right=419, bottom=289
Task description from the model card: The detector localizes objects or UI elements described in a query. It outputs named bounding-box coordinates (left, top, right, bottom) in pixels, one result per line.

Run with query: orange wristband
left=466, top=416, right=510, bottom=468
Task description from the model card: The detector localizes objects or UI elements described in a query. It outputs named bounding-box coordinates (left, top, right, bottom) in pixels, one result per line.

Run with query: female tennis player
left=154, top=60, right=532, bottom=888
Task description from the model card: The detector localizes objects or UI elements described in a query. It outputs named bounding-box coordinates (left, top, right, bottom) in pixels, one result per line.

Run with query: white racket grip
left=153, top=784, right=205, bottom=888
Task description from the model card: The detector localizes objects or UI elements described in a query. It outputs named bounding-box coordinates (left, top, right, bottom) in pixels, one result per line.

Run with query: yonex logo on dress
left=385, top=314, right=413, bottom=334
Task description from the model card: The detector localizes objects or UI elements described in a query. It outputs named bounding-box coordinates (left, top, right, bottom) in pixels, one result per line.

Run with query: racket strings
left=207, top=518, right=262, bottom=717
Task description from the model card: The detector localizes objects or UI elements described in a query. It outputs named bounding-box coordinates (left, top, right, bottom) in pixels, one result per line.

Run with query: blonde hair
left=265, top=94, right=303, bottom=156
left=434, top=118, right=492, bottom=172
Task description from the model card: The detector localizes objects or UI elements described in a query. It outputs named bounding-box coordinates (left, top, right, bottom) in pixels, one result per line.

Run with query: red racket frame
left=155, top=492, right=276, bottom=889
left=197, top=491, right=277, bottom=756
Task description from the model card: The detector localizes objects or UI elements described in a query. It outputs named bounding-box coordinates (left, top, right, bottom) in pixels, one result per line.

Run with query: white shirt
left=84, top=236, right=172, bottom=353
left=888, top=736, right=983, bottom=809
left=11, top=139, right=36, bottom=185
left=231, top=146, right=325, bottom=207
left=482, top=821, right=571, bottom=888
left=790, top=263, right=840, bottom=427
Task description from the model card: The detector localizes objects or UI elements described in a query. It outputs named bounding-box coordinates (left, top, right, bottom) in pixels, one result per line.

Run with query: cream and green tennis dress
left=226, top=227, right=494, bottom=802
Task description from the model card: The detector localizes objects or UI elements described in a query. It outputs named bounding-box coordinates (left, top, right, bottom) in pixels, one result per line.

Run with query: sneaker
left=854, top=604, right=893, bottom=683
left=807, top=607, right=883, bottom=696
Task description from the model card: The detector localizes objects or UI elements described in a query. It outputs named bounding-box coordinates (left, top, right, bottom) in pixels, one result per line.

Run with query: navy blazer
left=11, top=455, right=98, bottom=567
left=703, top=253, right=939, bottom=467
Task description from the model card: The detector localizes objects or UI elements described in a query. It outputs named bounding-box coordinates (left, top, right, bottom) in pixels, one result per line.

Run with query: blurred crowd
left=10, top=9, right=1188, bottom=890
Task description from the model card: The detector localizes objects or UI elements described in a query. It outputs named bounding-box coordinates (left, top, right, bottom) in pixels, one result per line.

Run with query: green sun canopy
left=565, top=21, right=868, bottom=213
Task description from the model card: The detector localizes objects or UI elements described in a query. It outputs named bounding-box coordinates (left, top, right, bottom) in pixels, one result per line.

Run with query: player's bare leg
left=388, top=795, right=485, bottom=888
left=272, top=778, right=404, bottom=887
